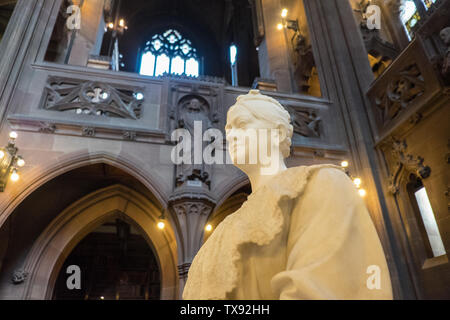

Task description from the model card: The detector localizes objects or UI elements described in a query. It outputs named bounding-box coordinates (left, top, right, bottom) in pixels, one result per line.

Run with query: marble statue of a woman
left=183, top=90, right=393, bottom=300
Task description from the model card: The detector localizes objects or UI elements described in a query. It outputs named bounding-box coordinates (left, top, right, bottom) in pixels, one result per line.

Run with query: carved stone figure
left=12, top=269, right=29, bottom=285
left=439, top=27, right=450, bottom=80
left=183, top=90, right=392, bottom=299
left=175, top=96, right=213, bottom=187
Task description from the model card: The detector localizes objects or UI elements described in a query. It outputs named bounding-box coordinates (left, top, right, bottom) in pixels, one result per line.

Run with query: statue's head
left=440, top=27, right=450, bottom=45
left=188, top=98, right=202, bottom=112
left=225, top=90, right=293, bottom=174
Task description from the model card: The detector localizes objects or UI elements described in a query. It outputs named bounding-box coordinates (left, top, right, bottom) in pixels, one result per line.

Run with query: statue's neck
left=244, top=158, right=288, bottom=194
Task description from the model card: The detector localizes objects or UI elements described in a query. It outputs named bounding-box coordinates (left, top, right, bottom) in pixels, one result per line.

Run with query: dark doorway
left=52, top=219, right=161, bottom=300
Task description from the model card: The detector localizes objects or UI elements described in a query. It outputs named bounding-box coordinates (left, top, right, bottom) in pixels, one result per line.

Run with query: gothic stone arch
left=19, top=184, right=178, bottom=300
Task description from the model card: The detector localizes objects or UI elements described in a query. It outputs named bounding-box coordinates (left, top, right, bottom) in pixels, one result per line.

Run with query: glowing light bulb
left=341, top=160, right=349, bottom=168
left=9, top=131, right=18, bottom=139
left=277, top=23, right=284, bottom=30
left=119, top=19, right=125, bottom=27
left=0, top=150, right=4, bottom=159
left=17, top=158, right=25, bottom=167
left=100, top=296, right=104, bottom=300
left=281, top=8, right=288, bottom=18
left=10, top=170, right=19, bottom=182
left=358, top=189, right=367, bottom=197
left=353, top=178, right=362, bottom=188
left=157, top=221, right=165, bottom=229
left=108, top=22, right=114, bottom=29
left=205, top=224, right=213, bottom=232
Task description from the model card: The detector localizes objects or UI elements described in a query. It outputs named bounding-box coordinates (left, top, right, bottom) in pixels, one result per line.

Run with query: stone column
left=168, top=190, right=215, bottom=298
left=67, top=0, right=105, bottom=66
left=258, top=0, right=297, bottom=93
left=303, top=0, right=416, bottom=299
left=383, top=0, right=411, bottom=50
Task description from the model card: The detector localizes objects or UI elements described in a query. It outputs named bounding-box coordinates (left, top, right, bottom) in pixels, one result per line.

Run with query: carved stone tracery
left=375, top=64, right=425, bottom=125
left=285, top=106, right=321, bottom=138
left=42, top=77, right=144, bottom=120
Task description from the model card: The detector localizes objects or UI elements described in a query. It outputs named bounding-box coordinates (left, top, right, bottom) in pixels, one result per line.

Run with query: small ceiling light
left=358, top=189, right=367, bottom=197
left=277, top=23, right=284, bottom=30
left=108, top=22, right=114, bottom=29
left=119, top=19, right=125, bottom=28
left=17, top=157, right=25, bottom=167
left=353, top=178, right=362, bottom=188
left=281, top=8, right=288, bottom=18
left=0, top=150, right=4, bottom=159
left=340, top=160, right=349, bottom=168
left=205, top=224, right=213, bottom=232
left=157, top=221, right=165, bottom=229
left=9, top=131, right=18, bottom=139
left=10, top=169, right=19, bottom=182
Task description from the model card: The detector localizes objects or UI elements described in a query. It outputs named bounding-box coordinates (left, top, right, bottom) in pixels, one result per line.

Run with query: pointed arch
left=19, top=184, right=178, bottom=300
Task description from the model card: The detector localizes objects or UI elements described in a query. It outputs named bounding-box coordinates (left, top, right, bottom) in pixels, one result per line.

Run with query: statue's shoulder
left=268, top=164, right=344, bottom=198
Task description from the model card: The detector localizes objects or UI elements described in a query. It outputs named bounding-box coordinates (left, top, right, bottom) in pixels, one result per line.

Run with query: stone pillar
left=258, top=0, right=297, bottom=93
left=168, top=190, right=215, bottom=298
left=302, top=0, right=416, bottom=299
left=383, top=0, right=411, bottom=50
left=68, top=0, right=105, bottom=66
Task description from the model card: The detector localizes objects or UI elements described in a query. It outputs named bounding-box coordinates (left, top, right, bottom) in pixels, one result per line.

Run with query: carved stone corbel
left=387, top=137, right=431, bottom=194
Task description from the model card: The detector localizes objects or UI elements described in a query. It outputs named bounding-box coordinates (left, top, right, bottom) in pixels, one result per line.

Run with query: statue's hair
left=229, top=90, right=294, bottom=158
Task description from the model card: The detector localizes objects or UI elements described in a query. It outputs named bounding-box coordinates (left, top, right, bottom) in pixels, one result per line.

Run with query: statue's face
left=225, top=103, right=282, bottom=170
left=188, top=99, right=201, bottom=111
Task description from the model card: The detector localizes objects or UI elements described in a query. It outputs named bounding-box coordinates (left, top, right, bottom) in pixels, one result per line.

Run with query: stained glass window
left=421, top=0, right=436, bottom=10
left=400, top=1, right=421, bottom=41
left=140, top=29, right=199, bottom=77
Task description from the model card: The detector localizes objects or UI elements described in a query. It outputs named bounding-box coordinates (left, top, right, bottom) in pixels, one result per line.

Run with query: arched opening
left=52, top=218, right=161, bottom=300
left=0, top=163, right=177, bottom=300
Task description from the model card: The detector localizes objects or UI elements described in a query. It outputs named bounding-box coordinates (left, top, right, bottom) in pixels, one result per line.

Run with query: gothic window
left=421, top=0, right=436, bottom=10
left=139, top=29, right=199, bottom=77
left=408, top=177, right=446, bottom=258
left=400, top=1, right=421, bottom=41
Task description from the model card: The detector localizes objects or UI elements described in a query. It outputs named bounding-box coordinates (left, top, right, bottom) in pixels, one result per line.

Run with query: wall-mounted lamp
left=277, top=8, right=300, bottom=33
left=106, top=18, right=128, bottom=34
left=0, top=132, right=25, bottom=192
left=157, top=214, right=165, bottom=230
left=340, top=161, right=367, bottom=198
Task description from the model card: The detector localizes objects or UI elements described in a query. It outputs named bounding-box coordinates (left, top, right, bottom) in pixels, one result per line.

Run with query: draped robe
left=183, top=164, right=393, bottom=300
